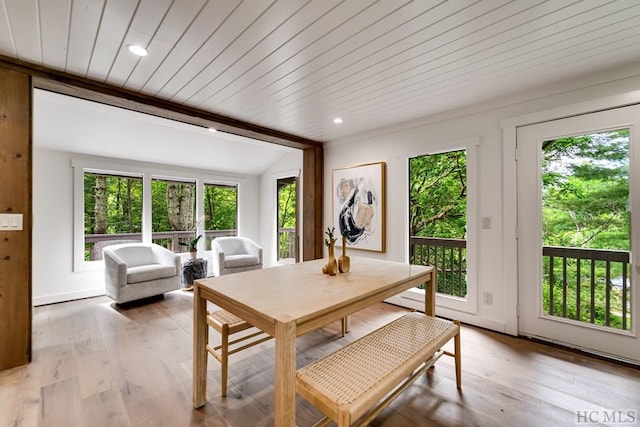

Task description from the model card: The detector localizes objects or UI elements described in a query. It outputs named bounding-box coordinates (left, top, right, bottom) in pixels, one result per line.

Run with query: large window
left=73, top=160, right=242, bottom=271
left=409, top=149, right=468, bottom=298
left=83, top=172, right=142, bottom=261
left=387, top=138, right=477, bottom=315
left=151, top=178, right=196, bottom=252
left=204, top=183, right=238, bottom=249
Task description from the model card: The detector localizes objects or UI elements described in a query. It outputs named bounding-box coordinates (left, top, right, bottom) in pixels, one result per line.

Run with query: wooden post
left=0, top=67, right=32, bottom=370
left=303, top=145, right=323, bottom=261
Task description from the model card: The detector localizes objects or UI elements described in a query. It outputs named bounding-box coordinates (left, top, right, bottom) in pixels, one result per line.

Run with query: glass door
left=517, top=106, right=640, bottom=363
left=277, top=176, right=298, bottom=264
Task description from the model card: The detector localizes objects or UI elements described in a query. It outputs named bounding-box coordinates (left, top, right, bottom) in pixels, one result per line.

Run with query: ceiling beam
left=0, top=55, right=323, bottom=150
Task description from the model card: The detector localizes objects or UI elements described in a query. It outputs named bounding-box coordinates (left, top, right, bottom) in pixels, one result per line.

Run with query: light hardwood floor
left=1, top=291, right=639, bottom=427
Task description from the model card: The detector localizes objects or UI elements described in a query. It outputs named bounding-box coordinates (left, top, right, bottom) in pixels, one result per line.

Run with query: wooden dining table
left=192, top=256, right=434, bottom=426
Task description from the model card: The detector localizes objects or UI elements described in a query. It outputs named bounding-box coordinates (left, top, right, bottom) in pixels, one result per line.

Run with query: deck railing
left=278, top=227, right=296, bottom=261
left=86, top=229, right=297, bottom=261
left=410, top=236, right=467, bottom=298
left=85, top=229, right=237, bottom=260
left=543, top=246, right=631, bottom=331
left=410, top=236, right=631, bottom=331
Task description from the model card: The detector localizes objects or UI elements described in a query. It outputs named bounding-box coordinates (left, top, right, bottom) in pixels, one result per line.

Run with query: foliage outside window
left=151, top=178, right=196, bottom=252
left=83, top=172, right=143, bottom=261
left=541, top=129, right=630, bottom=330
left=277, top=178, right=296, bottom=260
left=409, top=150, right=467, bottom=297
left=204, top=183, right=238, bottom=250
left=409, top=150, right=467, bottom=238
left=542, top=130, right=629, bottom=249
left=75, top=162, right=244, bottom=272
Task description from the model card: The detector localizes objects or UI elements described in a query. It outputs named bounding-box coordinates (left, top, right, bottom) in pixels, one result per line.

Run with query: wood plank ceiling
left=1, top=0, right=640, bottom=142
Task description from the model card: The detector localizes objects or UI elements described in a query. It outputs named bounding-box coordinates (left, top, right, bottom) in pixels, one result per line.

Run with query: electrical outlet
left=481, top=217, right=492, bottom=229
left=482, top=292, right=493, bottom=305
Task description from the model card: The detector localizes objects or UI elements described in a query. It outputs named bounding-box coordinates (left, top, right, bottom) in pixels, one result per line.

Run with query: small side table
left=182, top=258, right=208, bottom=291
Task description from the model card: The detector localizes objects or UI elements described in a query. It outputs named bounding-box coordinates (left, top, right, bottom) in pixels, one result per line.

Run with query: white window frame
left=386, top=137, right=479, bottom=314
left=197, top=180, right=240, bottom=254
left=72, top=160, right=144, bottom=272
left=72, top=158, right=245, bottom=272
left=203, top=180, right=240, bottom=232
left=150, top=175, right=199, bottom=250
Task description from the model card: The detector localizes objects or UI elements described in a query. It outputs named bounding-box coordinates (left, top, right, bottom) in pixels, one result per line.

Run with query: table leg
left=193, top=284, right=208, bottom=408
left=425, top=272, right=435, bottom=317
left=274, top=316, right=297, bottom=426
left=342, top=315, right=351, bottom=335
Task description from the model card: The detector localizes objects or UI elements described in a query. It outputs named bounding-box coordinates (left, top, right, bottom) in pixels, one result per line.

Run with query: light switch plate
left=0, top=213, right=23, bottom=231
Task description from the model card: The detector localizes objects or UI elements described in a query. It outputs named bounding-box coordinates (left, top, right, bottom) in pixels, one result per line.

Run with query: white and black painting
left=333, top=162, right=385, bottom=252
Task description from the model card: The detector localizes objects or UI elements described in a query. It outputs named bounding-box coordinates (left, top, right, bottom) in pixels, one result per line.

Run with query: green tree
left=409, top=150, right=468, bottom=297
left=278, top=181, right=296, bottom=229
left=151, top=179, right=195, bottom=232
left=541, top=129, right=630, bottom=330
left=83, top=173, right=143, bottom=260
left=542, top=130, right=629, bottom=250
left=409, top=150, right=467, bottom=238
left=84, top=173, right=142, bottom=235
left=167, top=182, right=194, bottom=231
left=94, top=175, right=107, bottom=233
left=277, top=179, right=296, bottom=259
left=204, top=184, right=237, bottom=230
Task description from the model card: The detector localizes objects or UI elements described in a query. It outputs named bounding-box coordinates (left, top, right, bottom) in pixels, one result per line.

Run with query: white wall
left=324, top=61, right=640, bottom=334
left=259, top=150, right=304, bottom=266
left=33, top=149, right=261, bottom=305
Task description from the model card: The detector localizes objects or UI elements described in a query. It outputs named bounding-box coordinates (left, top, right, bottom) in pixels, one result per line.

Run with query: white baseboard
left=435, top=306, right=508, bottom=334
left=33, top=288, right=105, bottom=306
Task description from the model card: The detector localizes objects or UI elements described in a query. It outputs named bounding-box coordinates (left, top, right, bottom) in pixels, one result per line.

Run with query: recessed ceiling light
left=127, top=44, right=148, bottom=57
left=333, top=117, right=343, bottom=124
left=208, top=127, right=217, bottom=133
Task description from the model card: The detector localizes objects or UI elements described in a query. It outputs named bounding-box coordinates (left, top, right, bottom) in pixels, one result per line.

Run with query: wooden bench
left=296, top=312, right=461, bottom=427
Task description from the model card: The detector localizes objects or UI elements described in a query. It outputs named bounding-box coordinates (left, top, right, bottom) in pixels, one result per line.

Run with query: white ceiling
left=3, top=0, right=640, bottom=143
left=33, top=89, right=296, bottom=175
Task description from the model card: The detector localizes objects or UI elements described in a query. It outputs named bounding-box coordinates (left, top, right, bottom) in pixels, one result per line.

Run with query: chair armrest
left=103, top=249, right=127, bottom=288
left=212, top=241, right=226, bottom=276
left=152, top=244, right=180, bottom=271
left=245, top=240, right=263, bottom=264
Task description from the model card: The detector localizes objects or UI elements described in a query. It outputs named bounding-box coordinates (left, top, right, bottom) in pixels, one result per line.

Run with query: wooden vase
left=338, top=237, right=350, bottom=273
left=323, top=238, right=338, bottom=276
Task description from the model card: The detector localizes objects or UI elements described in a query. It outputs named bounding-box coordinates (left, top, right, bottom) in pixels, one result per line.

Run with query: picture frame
left=332, top=162, right=386, bottom=252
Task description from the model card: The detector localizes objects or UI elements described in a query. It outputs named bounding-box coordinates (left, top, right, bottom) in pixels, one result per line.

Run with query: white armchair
left=103, top=243, right=181, bottom=304
left=212, top=236, right=263, bottom=276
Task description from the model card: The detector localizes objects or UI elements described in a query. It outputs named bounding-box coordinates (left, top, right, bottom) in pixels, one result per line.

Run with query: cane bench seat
left=296, top=312, right=461, bottom=427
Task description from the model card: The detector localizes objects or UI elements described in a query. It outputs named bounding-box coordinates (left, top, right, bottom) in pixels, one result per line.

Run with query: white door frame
left=501, top=90, right=640, bottom=336
left=516, top=108, right=638, bottom=363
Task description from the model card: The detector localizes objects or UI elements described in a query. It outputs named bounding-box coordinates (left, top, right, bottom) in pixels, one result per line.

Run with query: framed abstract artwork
left=333, top=162, right=386, bottom=252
